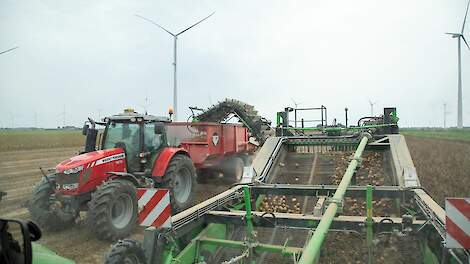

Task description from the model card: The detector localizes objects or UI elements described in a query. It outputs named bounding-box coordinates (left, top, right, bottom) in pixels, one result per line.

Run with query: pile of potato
left=258, top=195, right=302, bottom=214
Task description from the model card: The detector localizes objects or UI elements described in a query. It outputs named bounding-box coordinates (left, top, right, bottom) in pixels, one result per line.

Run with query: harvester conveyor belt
left=253, top=135, right=361, bottom=182
left=171, top=185, right=244, bottom=232
left=205, top=210, right=426, bottom=232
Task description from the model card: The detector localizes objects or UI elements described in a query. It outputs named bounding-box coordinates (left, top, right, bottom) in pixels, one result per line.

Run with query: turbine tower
left=446, top=0, right=470, bottom=128
left=136, top=12, right=215, bottom=121
left=368, top=99, right=376, bottom=116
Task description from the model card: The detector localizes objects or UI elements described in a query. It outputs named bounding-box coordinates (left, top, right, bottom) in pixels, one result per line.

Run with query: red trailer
left=167, top=122, right=255, bottom=169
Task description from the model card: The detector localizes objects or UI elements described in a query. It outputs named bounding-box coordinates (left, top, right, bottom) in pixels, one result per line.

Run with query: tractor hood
left=55, top=148, right=125, bottom=173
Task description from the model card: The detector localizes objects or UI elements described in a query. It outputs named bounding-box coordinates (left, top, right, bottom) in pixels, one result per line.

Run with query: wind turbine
left=290, top=98, right=303, bottom=109
left=0, top=46, right=18, bottom=55
left=443, top=102, right=450, bottom=128
left=136, top=12, right=215, bottom=121
left=290, top=98, right=303, bottom=127
left=446, top=0, right=470, bottom=128
left=368, top=99, right=377, bottom=116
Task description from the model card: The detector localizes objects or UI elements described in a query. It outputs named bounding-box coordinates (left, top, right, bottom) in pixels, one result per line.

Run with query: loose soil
left=405, top=136, right=470, bottom=206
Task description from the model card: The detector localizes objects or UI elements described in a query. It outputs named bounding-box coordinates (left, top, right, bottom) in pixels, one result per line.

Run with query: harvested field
left=401, top=128, right=470, bottom=142
left=405, top=135, right=470, bottom=206
left=0, top=130, right=83, bottom=151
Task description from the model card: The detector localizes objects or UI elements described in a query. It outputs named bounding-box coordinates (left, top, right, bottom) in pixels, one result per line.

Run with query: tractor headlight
left=63, top=165, right=84, bottom=175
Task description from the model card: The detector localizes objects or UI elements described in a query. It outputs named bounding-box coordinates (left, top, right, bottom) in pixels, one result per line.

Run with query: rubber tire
left=196, top=168, right=217, bottom=184
left=241, top=154, right=254, bottom=166
left=88, top=179, right=138, bottom=241
left=222, top=157, right=244, bottom=184
left=28, top=177, right=74, bottom=231
left=161, top=154, right=196, bottom=213
left=105, top=239, right=146, bottom=264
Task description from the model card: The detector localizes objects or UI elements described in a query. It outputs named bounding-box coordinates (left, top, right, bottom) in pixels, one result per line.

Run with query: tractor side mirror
left=82, top=124, right=89, bottom=135
left=0, top=219, right=34, bottom=264
left=154, top=123, right=165, bottom=134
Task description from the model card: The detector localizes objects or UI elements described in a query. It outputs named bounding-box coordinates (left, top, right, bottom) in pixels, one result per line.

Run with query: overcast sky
left=1, top=0, right=469, bottom=128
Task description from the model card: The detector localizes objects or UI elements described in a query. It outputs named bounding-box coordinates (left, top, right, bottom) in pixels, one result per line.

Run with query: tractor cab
left=83, top=108, right=171, bottom=173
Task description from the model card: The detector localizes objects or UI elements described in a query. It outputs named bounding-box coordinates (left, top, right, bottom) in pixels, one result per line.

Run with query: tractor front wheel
left=161, top=155, right=196, bottom=213
left=28, top=177, right=74, bottom=231
left=105, top=239, right=146, bottom=264
left=88, top=179, right=138, bottom=241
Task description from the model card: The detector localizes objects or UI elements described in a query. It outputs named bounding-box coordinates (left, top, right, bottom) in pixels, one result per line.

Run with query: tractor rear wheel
left=88, top=179, right=138, bottom=241
left=222, top=157, right=244, bottom=184
left=28, top=177, right=74, bottom=231
left=105, top=239, right=146, bottom=264
left=161, top=155, right=196, bottom=213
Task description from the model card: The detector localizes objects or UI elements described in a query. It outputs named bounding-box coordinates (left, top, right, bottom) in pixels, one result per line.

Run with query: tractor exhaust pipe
left=83, top=118, right=98, bottom=153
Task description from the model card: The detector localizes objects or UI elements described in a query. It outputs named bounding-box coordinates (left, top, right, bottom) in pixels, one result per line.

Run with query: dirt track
left=0, top=147, right=227, bottom=263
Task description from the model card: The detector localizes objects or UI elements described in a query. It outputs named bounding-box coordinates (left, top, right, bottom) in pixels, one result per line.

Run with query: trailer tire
left=28, top=177, right=74, bottom=231
left=105, top=239, right=146, bottom=264
left=162, top=154, right=196, bottom=213
left=88, top=179, right=138, bottom=241
left=241, top=154, right=253, bottom=166
left=196, top=168, right=217, bottom=184
left=222, top=157, right=244, bottom=184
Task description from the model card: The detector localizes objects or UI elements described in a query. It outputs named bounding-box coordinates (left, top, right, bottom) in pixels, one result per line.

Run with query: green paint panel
left=32, top=243, right=75, bottom=264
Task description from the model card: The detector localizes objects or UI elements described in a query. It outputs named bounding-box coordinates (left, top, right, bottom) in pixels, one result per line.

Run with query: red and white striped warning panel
left=137, top=188, right=172, bottom=228
left=445, top=198, right=470, bottom=249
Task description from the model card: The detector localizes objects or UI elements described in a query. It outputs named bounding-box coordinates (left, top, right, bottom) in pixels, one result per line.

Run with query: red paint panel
left=151, top=147, right=189, bottom=177
left=78, top=151, right=127, bottom=194
left=182, top=144, right=208, bottom=166
left=446, top=216, right=470, bottom=248
left=152, top=205, right=172, bottom=227
left=56, top=148, right=127, bottom=195
left=136, top=188, right=146, bottom=200
left=155, top=122, right=252, bottom=170
left=56, top=148, right=124, bottom=172
left=448, top=199, right=470, bottom=220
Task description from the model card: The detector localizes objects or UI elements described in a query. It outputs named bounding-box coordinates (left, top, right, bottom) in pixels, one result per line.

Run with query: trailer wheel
left=196, top=168, right=216, bottom=184
left=162, top=154, right=196, bottom=213
left=88, top=179, right=138, bottom=241
left=222, top=157, right=244, bottom=184
left=105, top=239, right=146, bottom=264
left=28, top=177, right=74, bottom=231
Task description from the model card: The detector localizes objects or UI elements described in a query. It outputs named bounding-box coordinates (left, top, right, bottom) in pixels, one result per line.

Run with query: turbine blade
left=0, top=46, right=18, bottom=55
left=462, top=35, right=470, bottom=50
left=176, top=12, right=215, bottom=36
left=446, top=32, right=462, bottom=39
left=461, top=0, right=470, bottom=33
left=135, top=14, right=175, bottom=36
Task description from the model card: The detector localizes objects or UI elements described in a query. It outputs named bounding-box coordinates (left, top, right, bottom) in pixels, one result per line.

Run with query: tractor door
left=143, top=122, right=166, bottom=172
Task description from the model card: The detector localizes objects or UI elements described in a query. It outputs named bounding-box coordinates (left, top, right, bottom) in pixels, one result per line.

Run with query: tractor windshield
left=102, top=122, right=141, bottom=151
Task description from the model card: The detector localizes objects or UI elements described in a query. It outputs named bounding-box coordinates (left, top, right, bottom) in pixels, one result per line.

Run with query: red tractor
left=27, top=106, right=267, bottom=241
